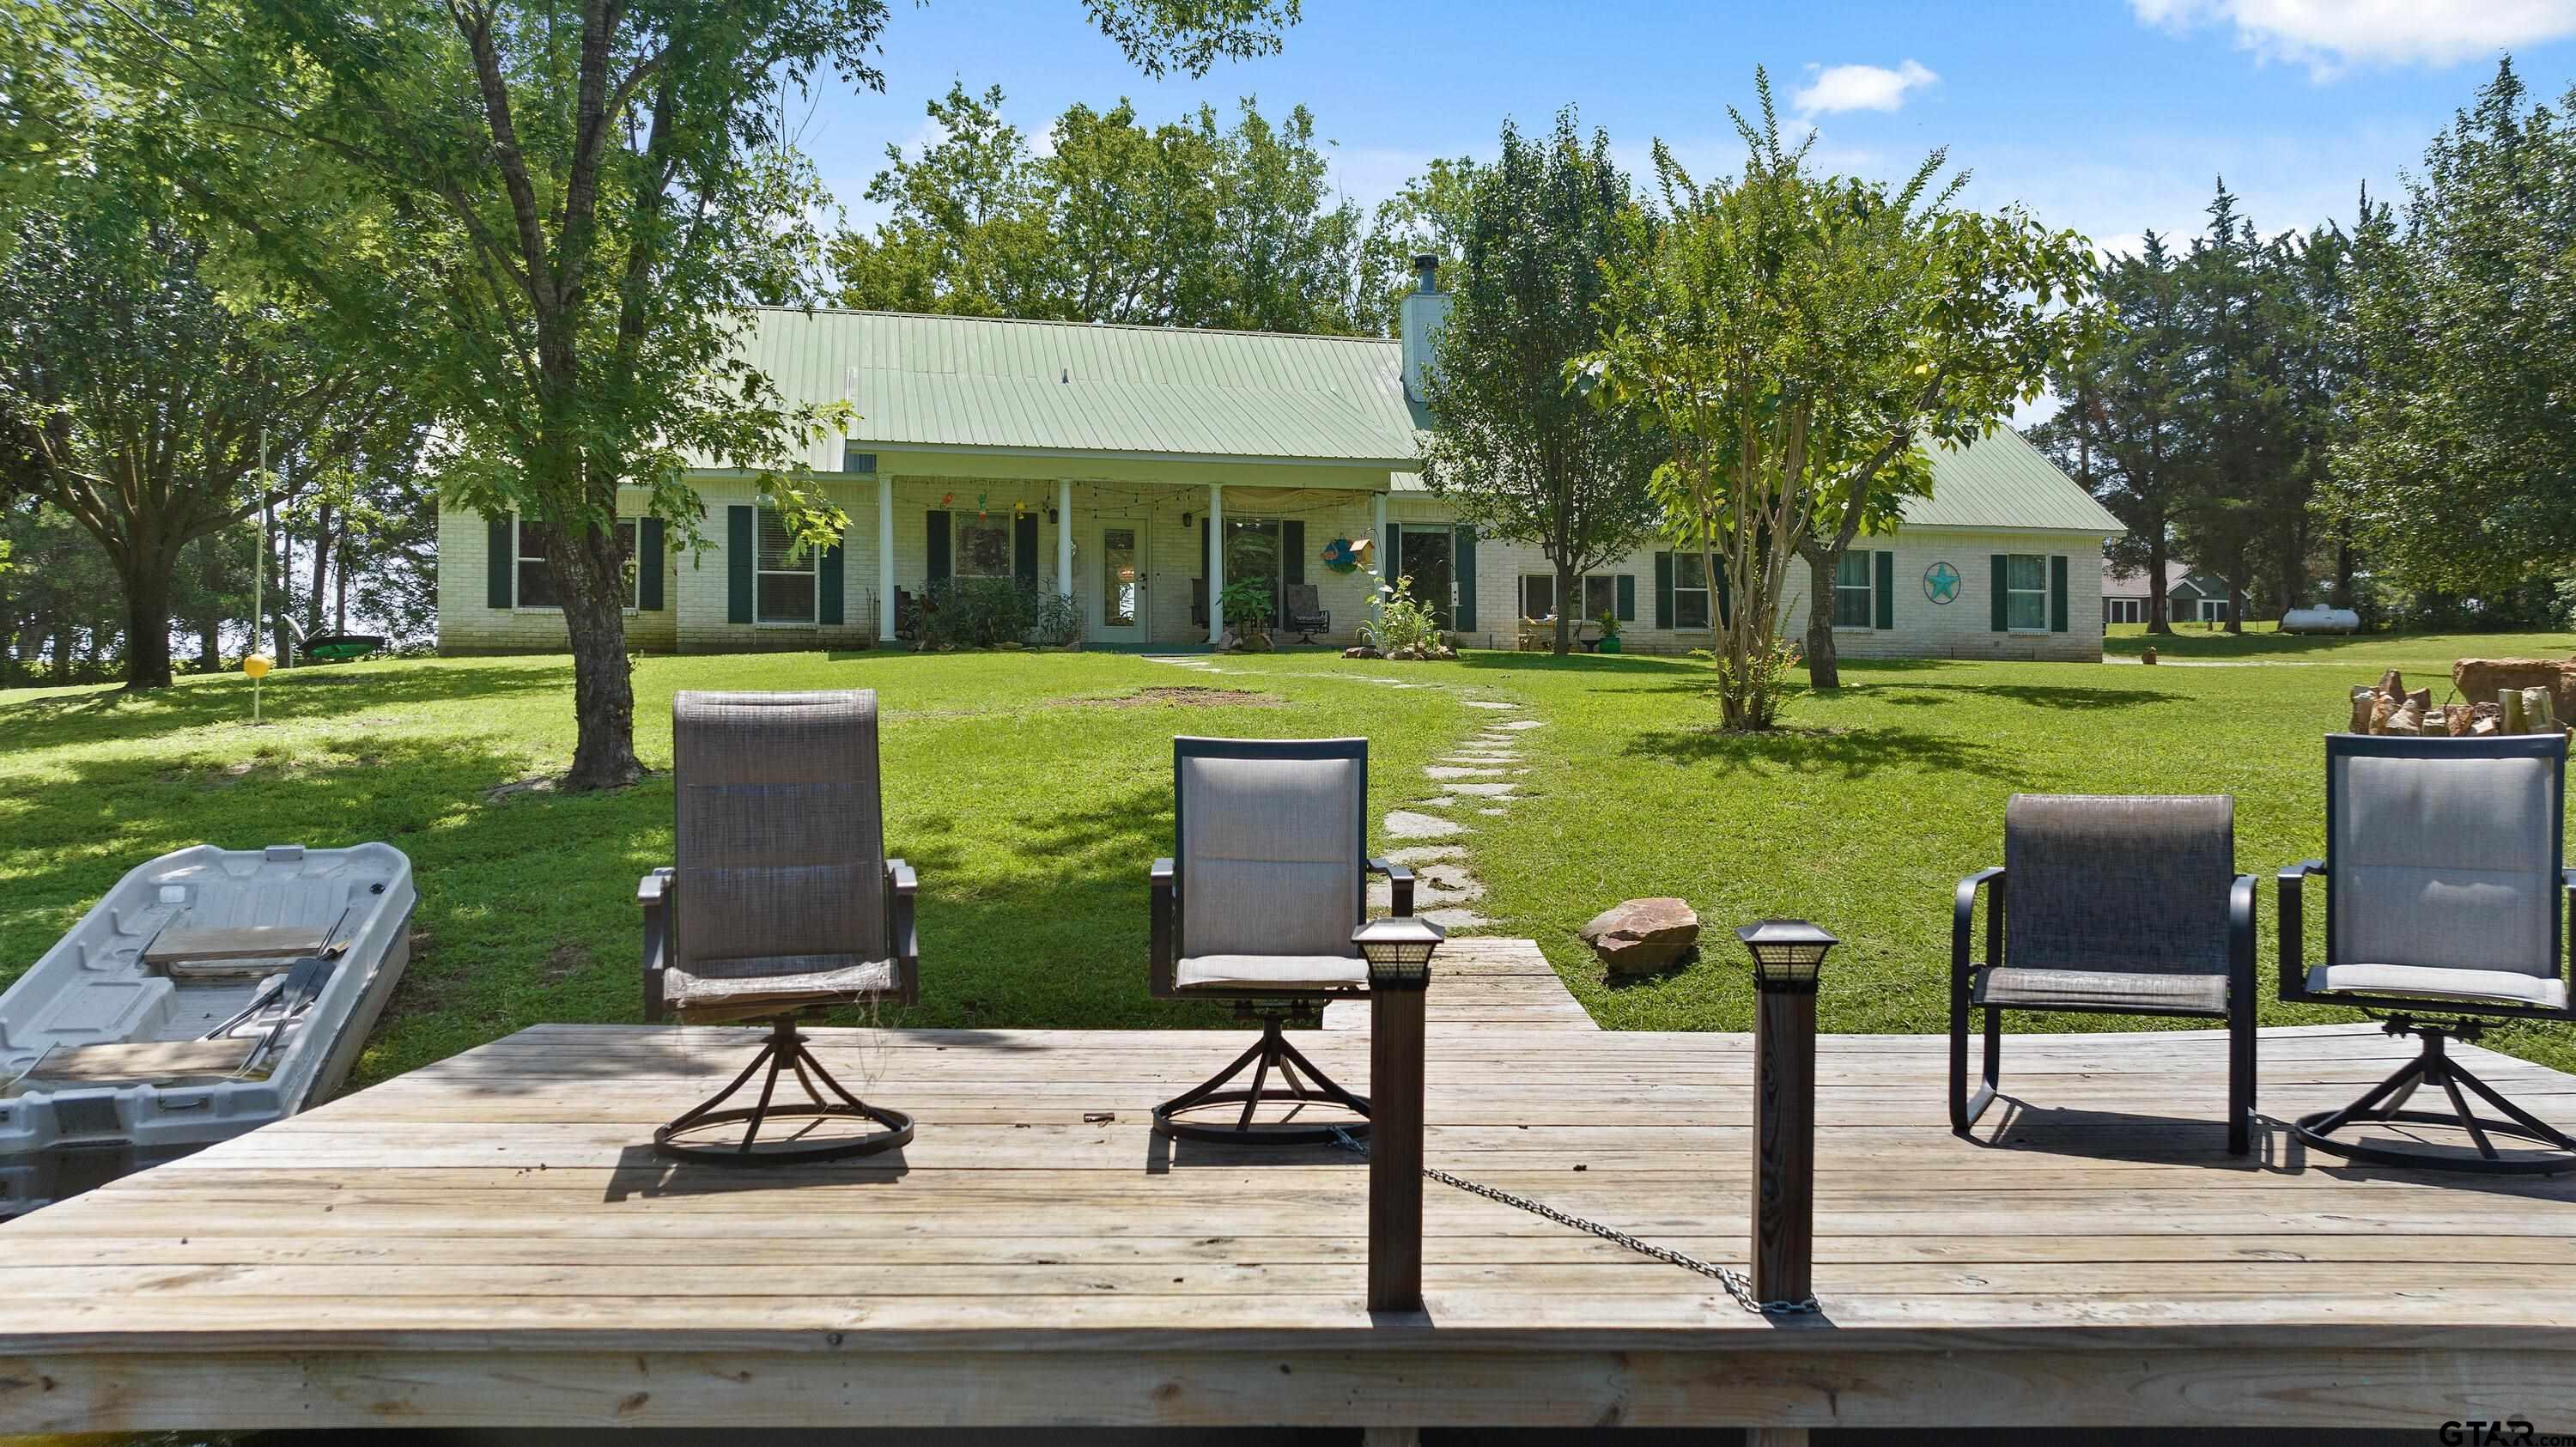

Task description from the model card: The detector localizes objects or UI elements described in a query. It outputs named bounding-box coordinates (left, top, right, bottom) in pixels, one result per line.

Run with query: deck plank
left=0, top=942, right=2572, bottom=1434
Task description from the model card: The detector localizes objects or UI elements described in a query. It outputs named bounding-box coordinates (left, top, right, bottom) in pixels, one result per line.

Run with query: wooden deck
left=3, top=939, right=2574, bottom=1435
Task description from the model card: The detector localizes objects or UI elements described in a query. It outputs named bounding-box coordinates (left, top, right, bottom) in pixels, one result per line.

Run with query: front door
left=1399, top=528, right=1455, bottom=629
left=1093, top=522, right=1148, bottom=644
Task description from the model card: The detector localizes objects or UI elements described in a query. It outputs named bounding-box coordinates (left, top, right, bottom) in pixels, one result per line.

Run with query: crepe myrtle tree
left=1587, top=70, right=2107, bottom=717
left=1419, top=110, right=1662, bottom=656
left=101, top=0, right=1302, bottom=788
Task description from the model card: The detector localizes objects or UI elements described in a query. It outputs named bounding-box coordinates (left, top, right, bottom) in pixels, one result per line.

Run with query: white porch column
left=876, top=472, right=896, bottom=643
left=1055, top=477, right=1073, bottom=600
left=1370, top=489, right=1389, bottom=627
left=1206, top=482, right=1225, bottom=647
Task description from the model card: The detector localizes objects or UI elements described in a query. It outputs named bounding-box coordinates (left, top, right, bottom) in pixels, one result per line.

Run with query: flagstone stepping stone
left=1413, top=795, right=1460, bottom=809
left=1490, top=719, right=1547, bottom=731
left=1383, top=845, right=1465, bottom=865
left=1444, top=781, right=1519, bottom=798
left=1462, top=700, right=1520, bottom=710
left=1425, top=766, right=1510, bottom=780
left=1422, top=907, right=1489, bottom=931
left=1385, top=810, right=1463, bottom=839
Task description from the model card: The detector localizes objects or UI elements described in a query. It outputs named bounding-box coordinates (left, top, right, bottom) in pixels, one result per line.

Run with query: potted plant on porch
left=1218, top=578, right=1276, bottom=653
left=1594, top=609, right=1623, bottom=654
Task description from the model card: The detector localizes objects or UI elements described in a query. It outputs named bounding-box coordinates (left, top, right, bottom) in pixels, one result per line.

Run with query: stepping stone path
left=1371, top=696, right=1550, bottom=935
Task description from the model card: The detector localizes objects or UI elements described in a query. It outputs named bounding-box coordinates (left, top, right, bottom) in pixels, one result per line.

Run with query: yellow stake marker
left=243, top=653, right=272, bottom=725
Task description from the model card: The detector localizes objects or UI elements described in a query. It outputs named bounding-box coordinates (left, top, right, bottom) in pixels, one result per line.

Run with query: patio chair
left=640, top=689, right=919, bottom=1164
left=1953, top=794, right=2257, bottom=1154
left=1148, top=736, right=1413, bottom=1143
left=2279, top=733, right=2576, bottom=1173
left=1283, top=583, right=1332, bottom=644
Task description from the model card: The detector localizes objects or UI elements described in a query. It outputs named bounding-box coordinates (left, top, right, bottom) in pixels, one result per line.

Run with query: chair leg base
left=655, top=1017, right=914, bottom=1166
left=1153, top=1013, right=1369, bottom=1145
left=2295, top=1022, right=2576, bottom=1176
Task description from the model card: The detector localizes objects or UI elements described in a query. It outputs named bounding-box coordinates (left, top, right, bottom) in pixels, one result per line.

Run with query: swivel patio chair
left=1148, top=736, right=1412, bottom=1143
left=2280, top=732, right=2576, bottom=1174
left=641, top=689, right=919, bottom=1164
left=1283, top=583, right=1332, bottom=644
left=1953, top=794, right=2257, bottom=1154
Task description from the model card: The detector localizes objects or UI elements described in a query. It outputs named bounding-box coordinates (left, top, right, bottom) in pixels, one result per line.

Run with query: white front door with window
left=1093, top=521, right=1148, bottom=644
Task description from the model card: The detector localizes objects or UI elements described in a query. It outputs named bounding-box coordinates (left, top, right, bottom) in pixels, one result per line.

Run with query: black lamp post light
left=1736, top=918, right=1838, bottom=1312
left=1354, top=915, right=1444, bottom=1313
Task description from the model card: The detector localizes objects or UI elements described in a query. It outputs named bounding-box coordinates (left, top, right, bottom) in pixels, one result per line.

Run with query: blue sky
left=799, top=0, right=2576, bottom=258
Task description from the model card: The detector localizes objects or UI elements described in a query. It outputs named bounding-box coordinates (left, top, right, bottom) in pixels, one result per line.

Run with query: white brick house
left=435, top=269, right=2122, bottom=660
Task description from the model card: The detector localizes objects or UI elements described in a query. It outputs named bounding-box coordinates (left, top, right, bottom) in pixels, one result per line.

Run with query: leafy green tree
left=1359, top=157, right=1479, bottom=335
left=1418, top=111, right=1662, bottom=656
left=2032, top=232, right=2195, bottom=632
left=106, top=0, right=1298, bottom=787
left=2325, top=58, right=2576, bottom=607
left=832, top=88, right=1364, bottom=332
left=1589, top=71, right=2105, bottom=718
left=0, top=167, right=377, bottom=689
left=2170, top=181, right=2296, bottom=634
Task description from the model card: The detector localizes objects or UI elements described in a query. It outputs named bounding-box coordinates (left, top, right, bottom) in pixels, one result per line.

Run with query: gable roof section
left=1899, top=427, right=2125, bottom=533
left=741, top=307, right=1426, bottom=467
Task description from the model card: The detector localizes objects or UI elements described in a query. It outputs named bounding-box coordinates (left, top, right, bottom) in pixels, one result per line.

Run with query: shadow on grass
left=1621, top=723, right=2027, bottom=783
left=1867, top=681, right=2189, bottom=711
left=0, top=657, right=574, bottom=751
left=1456, top=651, right=1708, bottom=675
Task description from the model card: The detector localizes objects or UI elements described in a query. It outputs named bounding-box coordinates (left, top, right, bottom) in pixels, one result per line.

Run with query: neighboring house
left=435, top=264, right=2123, bottom=661
left=2101, top=560, right=2191, bottom=627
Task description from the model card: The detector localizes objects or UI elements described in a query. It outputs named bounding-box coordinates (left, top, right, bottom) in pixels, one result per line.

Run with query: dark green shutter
left=1990, top=554, right=2009, bottom=632
left=820, top=528, right=845, bottom=625
left=1874, top=550, right=1895, bottom=630
left=1013, top=514, right=1038, bottom=587
left=1452, top=526, right=1476, bottom=631
left=727, top=507, right=754, bottom=623
left=637, top=518, right=664, bottom=611
left=2050, top=555, right=2069, bottom=632
left=926, top=510, right=951, bottom=584
left=1615, top=574, right=1636, bottom=623
left=1282, top=520, right=1305, bottom=583
left=1654, top=552, right=1674, bottom=626
left=487, top=515, right=513, bottom=609
left=1384, top=523, right=1400, bottom=582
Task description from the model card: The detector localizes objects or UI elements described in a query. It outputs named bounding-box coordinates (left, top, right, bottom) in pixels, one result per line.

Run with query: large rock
left=1579, top=897, right=1700, bottom=976
left=2453, top=657, right=2576, bottom=722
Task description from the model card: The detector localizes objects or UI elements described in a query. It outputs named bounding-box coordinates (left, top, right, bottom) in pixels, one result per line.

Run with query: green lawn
left=3, top=628, right=2572, bottom=1085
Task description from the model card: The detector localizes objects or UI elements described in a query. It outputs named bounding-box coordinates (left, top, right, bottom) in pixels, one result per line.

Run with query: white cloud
left=2131, top=0, right=2576, bottom=78
left=1791, top=60, right=1938, bottom=115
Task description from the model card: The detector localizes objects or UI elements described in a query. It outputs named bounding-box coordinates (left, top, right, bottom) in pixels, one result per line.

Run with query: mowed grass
left=3, top=627, right=2573, bottom=1085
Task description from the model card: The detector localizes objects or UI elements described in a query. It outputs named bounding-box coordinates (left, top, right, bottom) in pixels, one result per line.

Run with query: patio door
left=1399, top=527, right=1455, bottom=629
left=1093, top=521, right=1148, bottom=644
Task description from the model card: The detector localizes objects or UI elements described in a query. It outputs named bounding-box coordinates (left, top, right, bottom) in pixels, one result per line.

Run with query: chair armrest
left=2277, top=860, right=2324, bottom=1002
left=640, top=868, right=674, bottom=1023
left=2228, top=872, right=2257, bottom=1006
left=1952, top=867, right=2003, bottom=981
left=885, top=858, right=920, bottom=1005
left=1367, top=856, right=1415, bottom=916
left=1149, top=858, right=1178, bottom=997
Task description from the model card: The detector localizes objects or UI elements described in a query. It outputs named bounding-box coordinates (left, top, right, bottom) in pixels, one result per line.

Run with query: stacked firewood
left=2348, top=669, right=2562, bottom=736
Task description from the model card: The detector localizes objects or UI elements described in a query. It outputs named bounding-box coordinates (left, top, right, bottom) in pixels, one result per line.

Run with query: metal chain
left=1327, top=1127, right=1817, bottom=1316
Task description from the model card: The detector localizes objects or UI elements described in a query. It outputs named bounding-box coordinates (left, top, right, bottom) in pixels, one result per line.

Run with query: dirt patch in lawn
left=1078, top=686, right=1285, bottom=709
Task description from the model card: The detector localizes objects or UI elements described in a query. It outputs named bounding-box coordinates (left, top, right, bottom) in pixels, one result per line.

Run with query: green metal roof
left=743, top=307, right=1428, bottom=467
left=1900, top=426, right=2125, bottom=534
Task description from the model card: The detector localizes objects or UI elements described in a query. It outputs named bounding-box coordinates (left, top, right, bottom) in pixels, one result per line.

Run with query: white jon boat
left=0, top=842, right=416, bottom=1213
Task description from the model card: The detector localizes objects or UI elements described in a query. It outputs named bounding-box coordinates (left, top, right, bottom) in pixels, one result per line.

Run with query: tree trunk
left=2146, top=530, right=2173, bottom=635
left=1800, top=543, right=1840, bottom=690
left=2226, top=571, right=2246, bottom=635
left=554, top=522, right=642, bottom=790
left=50, top=625, right=71, bottom=684
left=121, top=550, right=177, bottom=690
left=307, top=502, right=332, bottom=639
left=197, top=535, right=225, bottom=670
left=1552, top=560, right=1575, bottom=656
left=334, top=533, right=349, bottom=635
left=2332, top=534, right=2355, bottom=611
left=271, top=521, right=293, bottom=661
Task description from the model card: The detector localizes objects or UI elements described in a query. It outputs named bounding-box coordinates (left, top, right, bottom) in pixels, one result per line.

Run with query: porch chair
left=1953, top=794, right=2257, bottom=1154
left=640, top=689, right=919, bottom=1164
left=2279, top=732, right=2576, bottom=1173
left=1147, top=736, right=1413, bottom=1142
left=1283, top=583, right=1332, bottom=644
